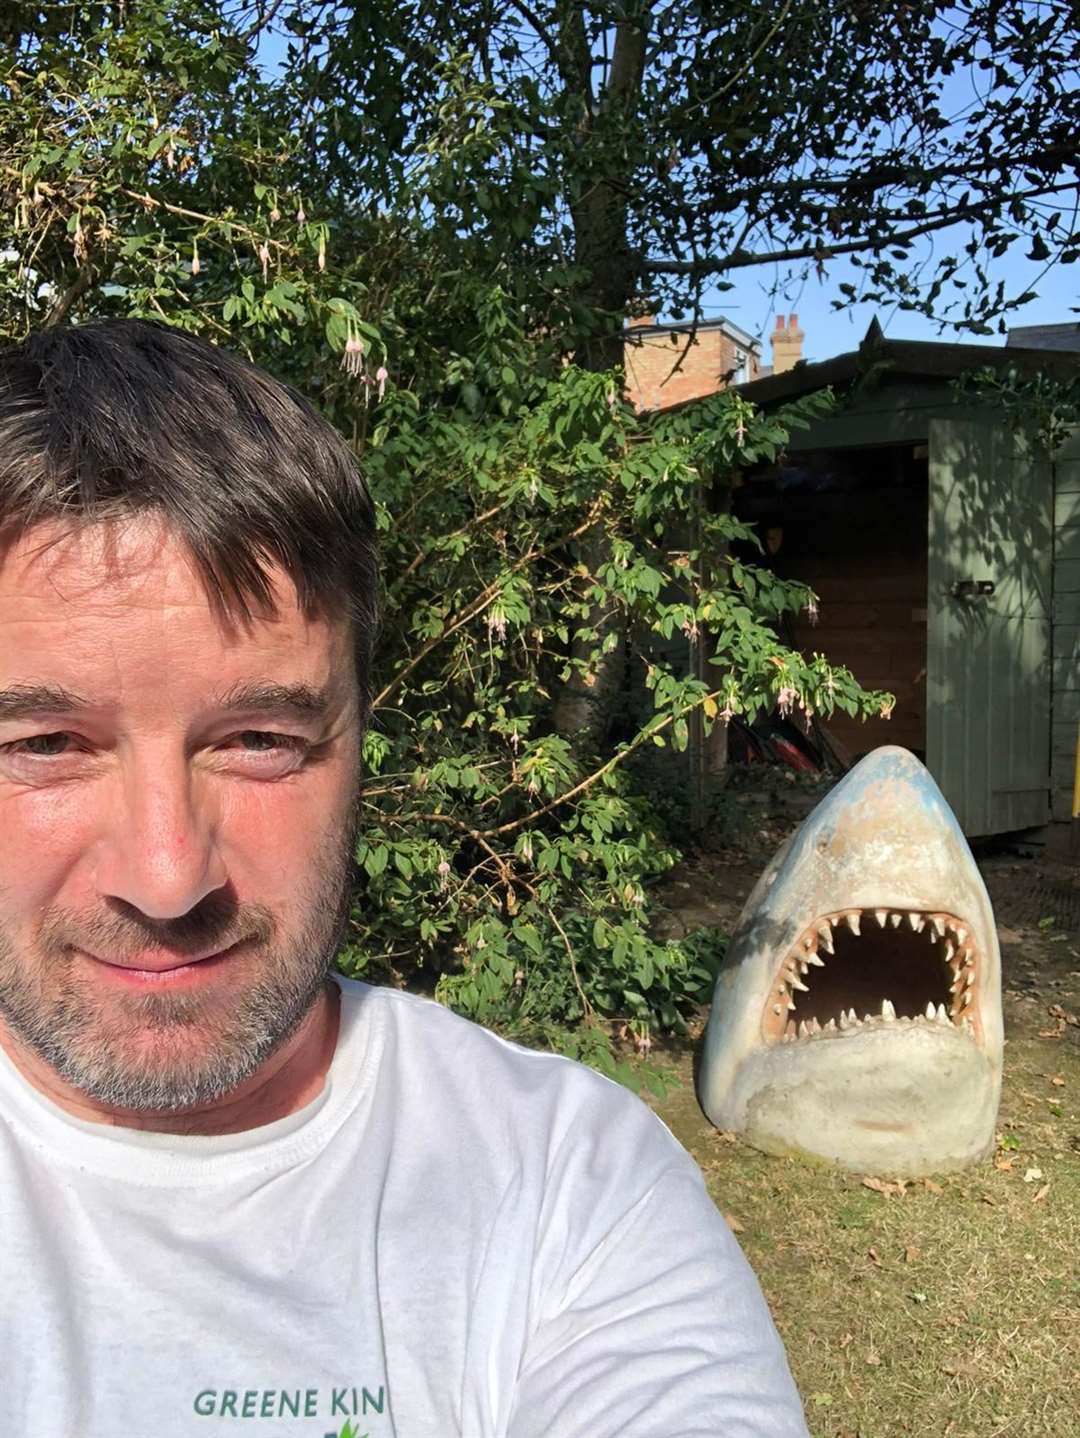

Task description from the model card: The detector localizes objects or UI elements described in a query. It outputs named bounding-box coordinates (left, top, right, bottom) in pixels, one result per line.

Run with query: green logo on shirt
left=193, top=1385, right=385, bottom=1426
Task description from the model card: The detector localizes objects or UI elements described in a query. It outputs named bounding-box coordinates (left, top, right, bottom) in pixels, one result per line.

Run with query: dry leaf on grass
left=724, top=1213, right=745, bottom=1233
left=941, top=1356, right=981, bottom=1380
left=1033, top=1183, right=1050, bottom=1203
left=862, top=1175, right=907, bottom=1198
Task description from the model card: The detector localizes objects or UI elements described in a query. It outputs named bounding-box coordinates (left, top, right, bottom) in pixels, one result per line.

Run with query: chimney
left=627, top=312, right=656, bottom=328
left=771, top=312, right=804, bottom=374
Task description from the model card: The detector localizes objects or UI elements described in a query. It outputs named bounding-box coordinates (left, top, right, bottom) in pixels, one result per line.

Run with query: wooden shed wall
left=782, top=483, right=928, bottom=758
left=1052, top=431, right=1080, bottom=822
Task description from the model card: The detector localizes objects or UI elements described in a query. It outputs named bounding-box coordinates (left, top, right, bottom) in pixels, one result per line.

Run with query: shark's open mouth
left=762, top=908, right=981, bottom=1047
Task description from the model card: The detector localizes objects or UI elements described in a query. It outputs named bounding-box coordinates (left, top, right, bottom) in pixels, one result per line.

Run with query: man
left=0, top=320, right=808, bottom=1436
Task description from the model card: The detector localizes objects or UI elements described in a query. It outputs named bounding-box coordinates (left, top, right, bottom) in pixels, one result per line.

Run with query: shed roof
left=735, top=317, right=1080, bottom=406
left=1006, top=322, right=1080, bottom=352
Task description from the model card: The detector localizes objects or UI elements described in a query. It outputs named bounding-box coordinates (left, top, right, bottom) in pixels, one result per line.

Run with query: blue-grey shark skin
left=698, top=746, right=1003, bottom=1175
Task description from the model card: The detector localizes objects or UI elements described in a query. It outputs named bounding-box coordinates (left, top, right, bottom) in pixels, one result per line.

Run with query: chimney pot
left=770, top=312, right=805, bottom=375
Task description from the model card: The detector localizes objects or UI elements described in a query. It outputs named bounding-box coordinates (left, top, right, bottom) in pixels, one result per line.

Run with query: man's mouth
left=81, top=939, right=250, bottom=982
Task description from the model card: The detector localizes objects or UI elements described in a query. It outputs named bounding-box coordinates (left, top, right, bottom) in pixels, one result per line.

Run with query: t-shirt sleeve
left=506, top=1097, right=809, bottom=1438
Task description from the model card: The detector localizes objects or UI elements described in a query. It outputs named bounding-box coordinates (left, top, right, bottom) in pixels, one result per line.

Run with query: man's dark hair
left=0, top=319, right=379, bottom=714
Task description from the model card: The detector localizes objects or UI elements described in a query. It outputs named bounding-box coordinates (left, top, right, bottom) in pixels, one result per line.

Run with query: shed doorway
left=735, top=440, right=929, bottom=760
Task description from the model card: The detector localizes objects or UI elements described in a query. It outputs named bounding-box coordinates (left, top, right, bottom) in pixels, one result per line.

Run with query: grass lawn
left=649, top=830, right=1080, bottom=1438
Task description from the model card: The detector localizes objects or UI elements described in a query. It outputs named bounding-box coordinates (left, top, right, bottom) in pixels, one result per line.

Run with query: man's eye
left=229, top=731, right=309, bottom=761
left=19, top=733, right=72, bottom=757
left=237, top=730, right=283, bottom=752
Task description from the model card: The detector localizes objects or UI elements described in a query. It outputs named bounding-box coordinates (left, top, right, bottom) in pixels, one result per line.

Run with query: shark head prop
left=698, top=746, right=1003, bottom=1175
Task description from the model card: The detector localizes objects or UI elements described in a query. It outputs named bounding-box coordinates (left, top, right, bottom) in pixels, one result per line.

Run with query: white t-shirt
left=0, top=979, right=808, bottom=1436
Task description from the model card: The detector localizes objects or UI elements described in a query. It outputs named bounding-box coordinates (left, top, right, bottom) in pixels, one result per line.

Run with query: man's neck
left=0, top=981, right=341, bottom=1136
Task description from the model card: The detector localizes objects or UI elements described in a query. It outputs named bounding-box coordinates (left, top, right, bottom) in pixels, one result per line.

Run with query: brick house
left=623, top=312, right=804, bottom=411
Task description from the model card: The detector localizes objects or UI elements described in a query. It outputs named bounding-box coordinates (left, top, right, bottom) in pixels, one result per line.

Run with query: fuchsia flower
left=341, top=334, right=364, bottom=376
left=375, top=365, right=388, bottom=400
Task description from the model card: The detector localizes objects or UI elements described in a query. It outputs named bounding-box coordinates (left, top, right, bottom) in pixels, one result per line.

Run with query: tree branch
left=681, top=141, right=1080, bottom=214
left=372, top=498, right=605, bottom=711
left=477, top=680, right=728, bottom=839
left=241, top=0, right=287, bottom=46
left=503, top=0, right=563, bottom=70
left=690, top=0, right=794, bottom=111
left=643, top=178, right=1080, bottom=277
left=42, top=265, right=95, bottom=328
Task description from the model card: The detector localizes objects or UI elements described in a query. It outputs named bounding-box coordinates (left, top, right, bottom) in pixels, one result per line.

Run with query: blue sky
left=701, top=242, right=1079, bottom=366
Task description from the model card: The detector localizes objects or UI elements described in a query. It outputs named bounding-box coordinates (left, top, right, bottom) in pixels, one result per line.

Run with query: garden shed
left=735, top=322, right=1080, bottom=842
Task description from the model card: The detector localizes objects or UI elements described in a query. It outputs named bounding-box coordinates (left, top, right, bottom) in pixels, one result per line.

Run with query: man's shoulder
left=336, top=978, right=686, bottom=1168
left=338, top=974, right=627, bottom=1099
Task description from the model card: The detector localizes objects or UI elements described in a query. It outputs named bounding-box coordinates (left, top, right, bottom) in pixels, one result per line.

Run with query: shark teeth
left=784, top=1004, right=966, bottom=1041
left=765, top=906, right=983, bottom=1046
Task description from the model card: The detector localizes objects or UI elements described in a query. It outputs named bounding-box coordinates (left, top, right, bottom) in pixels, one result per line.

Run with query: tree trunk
left=551, top=524, right=627, bottom=736
left=551, top=5, right=648, bottom=741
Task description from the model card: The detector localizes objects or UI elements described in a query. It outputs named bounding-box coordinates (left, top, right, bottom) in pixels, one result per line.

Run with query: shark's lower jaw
left=762, top=907, right=984, bottom=1049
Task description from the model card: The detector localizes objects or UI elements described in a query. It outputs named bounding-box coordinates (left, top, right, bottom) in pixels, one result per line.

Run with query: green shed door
left=926, top=416, right=1053, bottom=835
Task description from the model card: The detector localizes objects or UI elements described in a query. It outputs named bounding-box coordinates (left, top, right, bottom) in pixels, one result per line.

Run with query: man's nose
left=94, top=760, right=227, bottom=920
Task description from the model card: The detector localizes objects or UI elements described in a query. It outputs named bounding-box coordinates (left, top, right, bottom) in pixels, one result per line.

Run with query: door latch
left=950, top=579, right=995, bottom=600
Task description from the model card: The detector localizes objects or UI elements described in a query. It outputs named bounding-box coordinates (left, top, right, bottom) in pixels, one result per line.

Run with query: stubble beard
left=0, top=827, right=356, bottom=1114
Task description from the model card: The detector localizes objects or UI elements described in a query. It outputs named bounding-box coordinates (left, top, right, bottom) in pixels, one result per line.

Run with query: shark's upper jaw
left=764, top=905, right=985, bottom=1048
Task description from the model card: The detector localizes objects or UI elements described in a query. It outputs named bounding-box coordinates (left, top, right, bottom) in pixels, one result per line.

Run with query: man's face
left=0, top=517, right=361, bottom=1112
